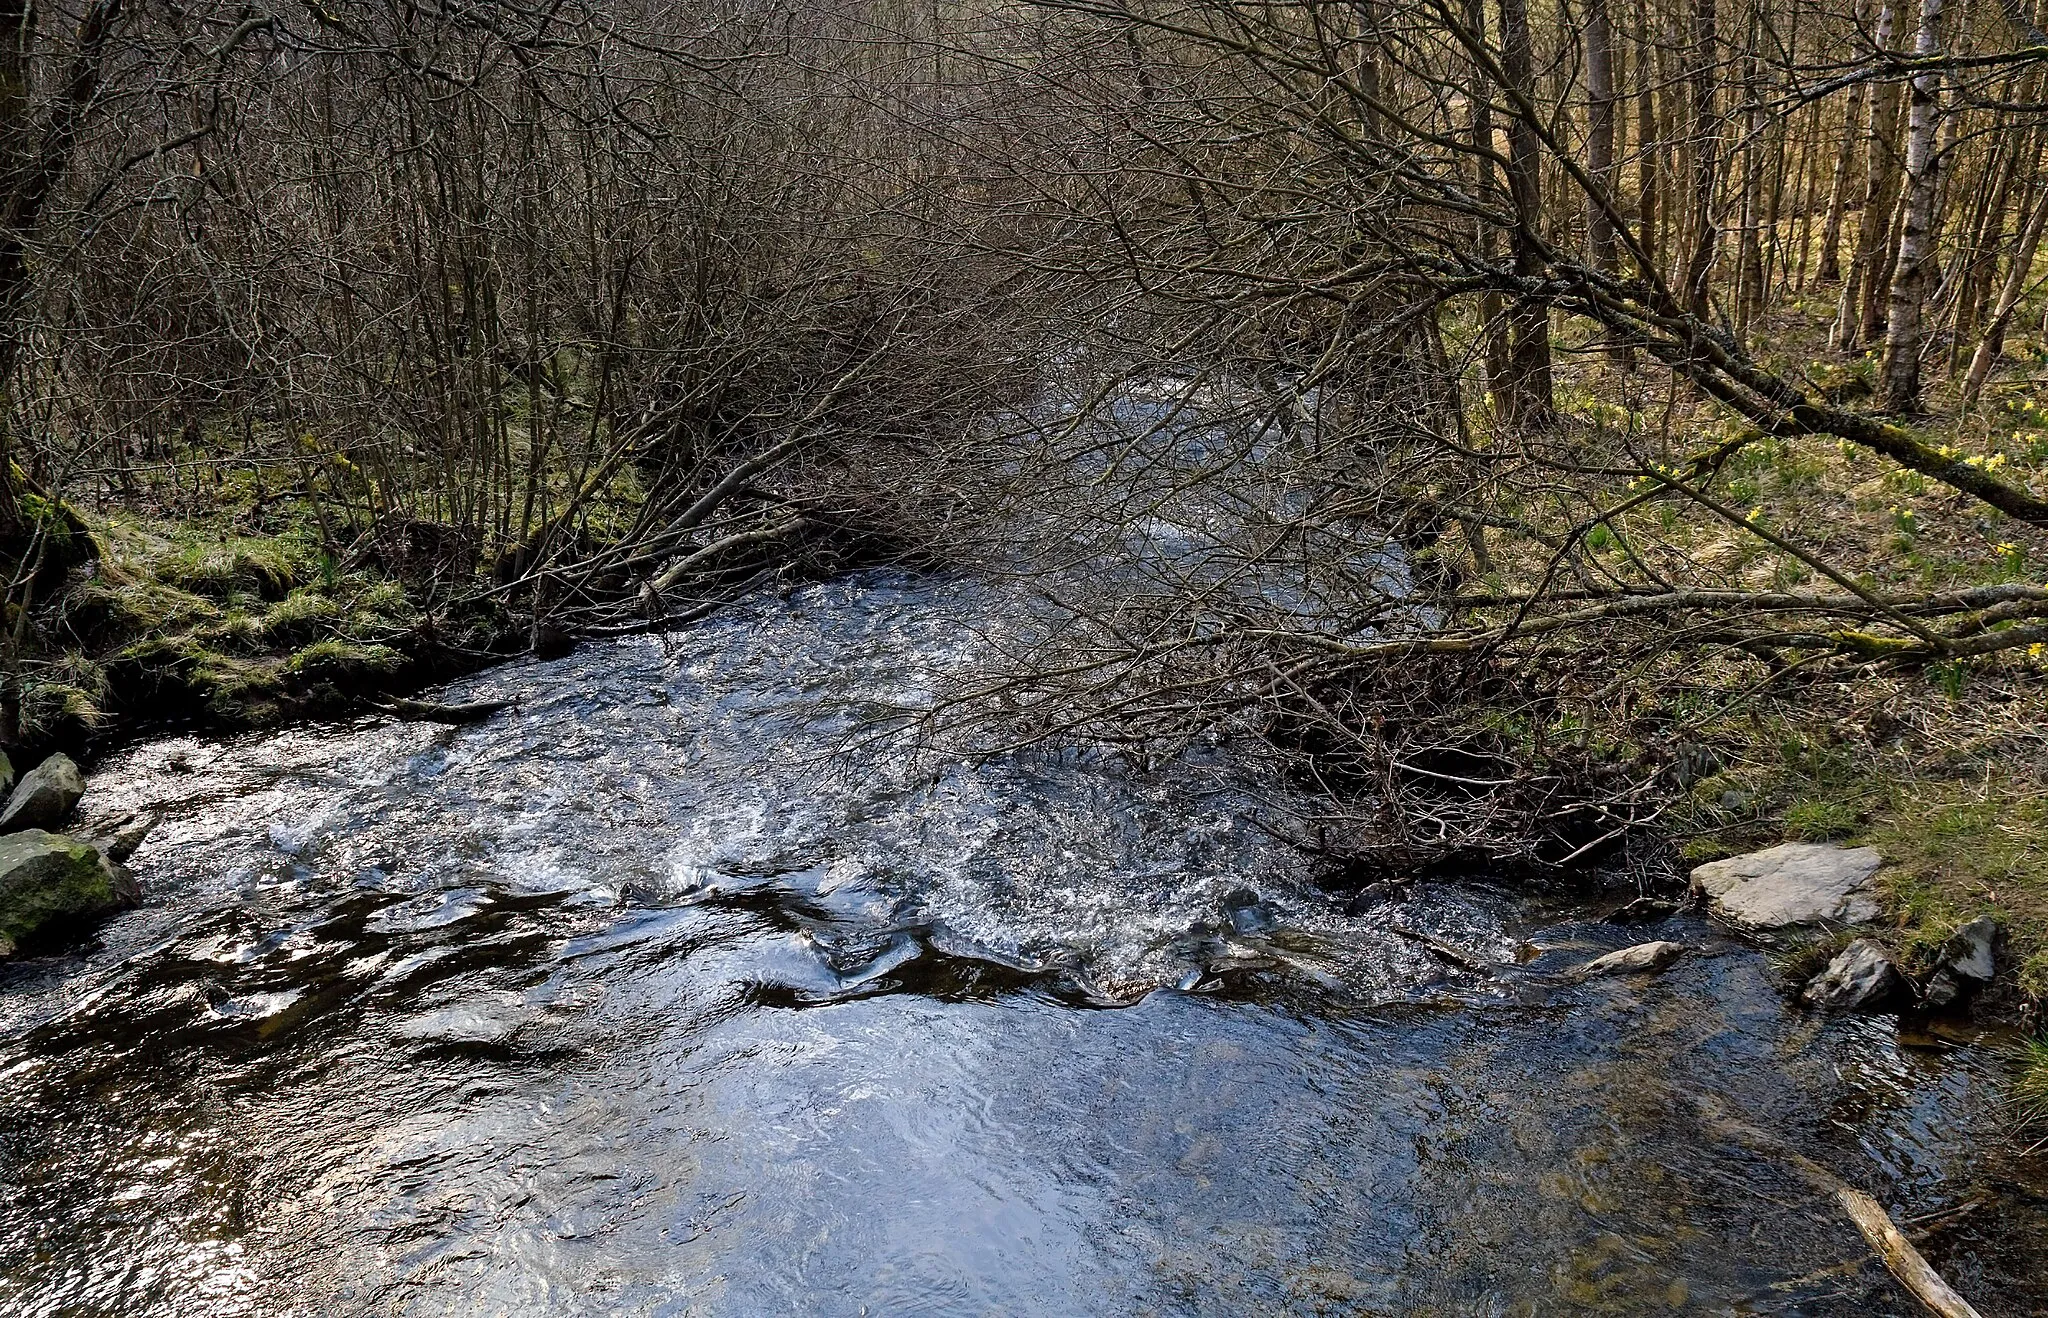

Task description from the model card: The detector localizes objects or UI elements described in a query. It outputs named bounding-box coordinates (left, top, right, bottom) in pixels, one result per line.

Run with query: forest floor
left=1536, top=290, right=2048, bottom=1010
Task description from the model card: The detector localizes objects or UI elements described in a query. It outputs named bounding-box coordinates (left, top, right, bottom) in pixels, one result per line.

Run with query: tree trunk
left=1634, top=0, right=1659, bottom=272
left=1683, top=0, right=1721, bottom=317
left=1961, top=154, right=2048, bottom=407
left=1880, top=0, right=1946, bottom=412
left=1465, top=0, right=1513, bottom=408
left=0, top=0, right=34, bottom=535
left=1586, top=0, right=1619, bottom=271
left=1499, top=0, right=1554, bottom=426
left=1817, top=68, right=1868, bottom=281
left=1833, top=0, right=1900, bottom=350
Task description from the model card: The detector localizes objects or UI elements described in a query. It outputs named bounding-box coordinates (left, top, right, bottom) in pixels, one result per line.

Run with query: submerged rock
left=1574, top=940, right=1685, bottom=978
left=0, top=754, right=86, bottom=833
left=1801, top=939, right=1908, bottom=1011
left=1921, top=916, right=2003, bottom=1010
left=0, top=830, right=138, bottom=954
left=1689, top=843, right=1883, bottom=930
left=1219, top=886, right=1276, bottom=936
left=394, top=992, right=533, bottom=1047
left=85, top=813, right=157, bottom=864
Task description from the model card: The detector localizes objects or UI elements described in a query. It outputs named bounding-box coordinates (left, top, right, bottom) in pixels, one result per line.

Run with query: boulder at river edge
left=1801, top=939, right=1908, bottom=1011
left=0, top=829, right=138, bottom=955
left=1689, top=842, right=1883, bottom=930
left=0, top=753, right=85, bottom=833
left=1921, top=916, right=2003, bottom=1009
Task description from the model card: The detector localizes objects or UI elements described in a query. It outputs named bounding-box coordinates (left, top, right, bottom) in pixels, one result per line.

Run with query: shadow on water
left=2, top=571, right=2045, bottom=1315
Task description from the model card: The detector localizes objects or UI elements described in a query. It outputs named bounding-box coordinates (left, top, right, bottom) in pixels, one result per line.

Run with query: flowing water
left=2, top=570, right=2045, bottom=1315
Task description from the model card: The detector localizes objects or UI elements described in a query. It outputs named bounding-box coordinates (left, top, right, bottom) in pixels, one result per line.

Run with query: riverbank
left=11, top=452, right=2048, bottom=1149
left=7, top=479, right=856, bottom=761
left=23, top=490, right=2048, bottom=1020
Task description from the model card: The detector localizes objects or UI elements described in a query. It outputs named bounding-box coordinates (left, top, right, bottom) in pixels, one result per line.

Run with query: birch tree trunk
left=1880, top=0, right=1947, bottom=412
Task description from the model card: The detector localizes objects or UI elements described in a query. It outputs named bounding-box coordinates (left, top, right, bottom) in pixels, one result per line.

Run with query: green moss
left=286, top=638, right=402, bottom=679
left=0, top=832, right=124, bottom=948
left=261, top=589, right=342, bottom=643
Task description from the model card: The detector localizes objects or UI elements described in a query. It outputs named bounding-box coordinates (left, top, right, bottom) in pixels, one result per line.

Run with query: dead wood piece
left=1836, top=1188, right=1984, bottom=1318
left=1384, top=923, right=1492, bottom=972
left=1686, top=1092, right=1983, bottom=1318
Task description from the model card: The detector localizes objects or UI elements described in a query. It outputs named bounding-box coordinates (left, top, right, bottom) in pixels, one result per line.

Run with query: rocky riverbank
left=0, top=753, right=143, bottom=958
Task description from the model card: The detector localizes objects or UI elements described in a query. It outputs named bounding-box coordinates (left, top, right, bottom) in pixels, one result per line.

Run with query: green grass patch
left=1784, top=799, right=1860, bottom=841
left=2014, top=1037, right=2048, bottom=1142
left=285, top=638, right=402, bottom=679
left=1863, top=784, right=2048, bottom=992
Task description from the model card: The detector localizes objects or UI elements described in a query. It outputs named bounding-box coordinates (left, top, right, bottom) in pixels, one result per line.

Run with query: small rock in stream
left=1801, top=939, right=1908, bottom=1012
left=1219, top=886, right=1276, bottom=935
left=1573, top=940, right=1686, bottom=979
left=0, top=830, right=139, bottom=954
left=1689, top=843, right=1882, bottom=930
left=1604, top=896, right=1678, bottom=925
left=0, top=753, right=86, bottom=833
left=1921, top=916, right=2003, bottom=1010
left=99, top=816, right=157, bottom=864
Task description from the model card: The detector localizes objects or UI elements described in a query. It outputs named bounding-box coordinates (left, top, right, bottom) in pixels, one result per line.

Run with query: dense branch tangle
left=912, top=0, right=2048, bottom=868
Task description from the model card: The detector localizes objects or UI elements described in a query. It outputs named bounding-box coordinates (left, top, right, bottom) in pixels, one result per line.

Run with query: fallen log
left=1686, top=1092, right=1984, bottom=1318
left=1837, top=1188, right=1984, bottom=1318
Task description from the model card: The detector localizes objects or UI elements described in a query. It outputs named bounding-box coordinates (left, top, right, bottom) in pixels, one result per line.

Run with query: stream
left=2, top=569, right=2046, bottom=1315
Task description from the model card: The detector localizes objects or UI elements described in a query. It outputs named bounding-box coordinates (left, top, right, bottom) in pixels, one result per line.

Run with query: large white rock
left=1689, top=843, right=1883, bottom=929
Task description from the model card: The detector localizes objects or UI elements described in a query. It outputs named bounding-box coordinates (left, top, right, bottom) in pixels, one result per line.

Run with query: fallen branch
left=1687, top=1092, right=1984, bottom=1317
left=1383, top=922, right=1492, bottom=971
left=1837, top=1188, right=1984, bottom=1318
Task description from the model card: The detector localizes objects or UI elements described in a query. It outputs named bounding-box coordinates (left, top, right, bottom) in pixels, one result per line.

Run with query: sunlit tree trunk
left=1585, top=0, right=1619, bottom=271
left=1880, top=0, right=1946, bottom=411
left=1683, top=0, right=1721, bottom=317
left=1817, top=50, right=1868, bottom=283
left=1961, top=165, right=2048, bottom=407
